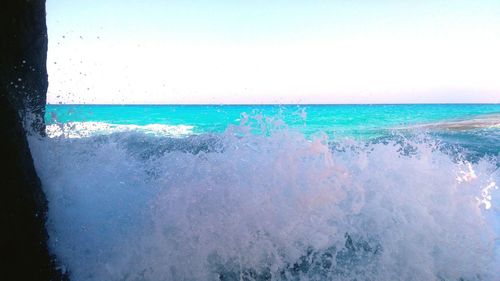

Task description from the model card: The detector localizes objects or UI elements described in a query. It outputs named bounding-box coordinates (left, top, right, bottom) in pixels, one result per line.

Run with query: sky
left=46, top=0, right=500, bottom=104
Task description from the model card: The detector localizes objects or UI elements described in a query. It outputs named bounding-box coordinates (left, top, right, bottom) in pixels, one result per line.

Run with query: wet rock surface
left=1, top=0, right=65, bottom=279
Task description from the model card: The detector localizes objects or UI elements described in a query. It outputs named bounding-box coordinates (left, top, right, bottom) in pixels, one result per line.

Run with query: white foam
left=30, top=126, right=499, bottom=281
left=46, top=121, right=194, bottom=138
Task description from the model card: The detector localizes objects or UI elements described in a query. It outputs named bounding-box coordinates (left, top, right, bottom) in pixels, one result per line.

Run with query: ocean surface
left=29, top=104, right=499, bottom=281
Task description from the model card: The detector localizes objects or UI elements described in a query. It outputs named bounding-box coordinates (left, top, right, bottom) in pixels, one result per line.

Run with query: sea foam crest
left=46, top=121, right=194, bottom=138
left=30, top=120, right=499, bottom=281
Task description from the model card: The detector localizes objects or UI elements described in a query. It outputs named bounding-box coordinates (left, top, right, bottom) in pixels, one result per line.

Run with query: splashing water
left=30, top=113, right=499, bottom=281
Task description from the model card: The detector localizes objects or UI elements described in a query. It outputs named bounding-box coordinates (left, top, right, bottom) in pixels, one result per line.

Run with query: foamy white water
left=46, top=121, right=194, bottom=138
left=30, top=123, right=499, bottom=281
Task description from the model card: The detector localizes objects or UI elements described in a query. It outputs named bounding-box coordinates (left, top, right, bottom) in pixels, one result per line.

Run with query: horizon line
left=46, top=102, right=500, bottom=106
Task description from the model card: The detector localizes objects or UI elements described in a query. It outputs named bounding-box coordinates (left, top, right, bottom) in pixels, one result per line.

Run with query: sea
left=28, top=104, right=500, bottom=281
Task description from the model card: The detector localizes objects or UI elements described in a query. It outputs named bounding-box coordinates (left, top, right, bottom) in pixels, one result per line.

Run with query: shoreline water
left=29, top=103, right=500, bottom=280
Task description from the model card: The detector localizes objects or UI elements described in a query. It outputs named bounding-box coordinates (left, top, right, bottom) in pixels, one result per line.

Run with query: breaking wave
left=29, top=118, right=499, bottom=281
left=46, top=121, right=194, bottom=138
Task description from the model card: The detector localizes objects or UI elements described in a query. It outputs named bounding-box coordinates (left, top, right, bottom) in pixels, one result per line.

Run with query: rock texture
left=1, top=0, right=48, bottom=134
left=0, top=0, right=64, bottom=279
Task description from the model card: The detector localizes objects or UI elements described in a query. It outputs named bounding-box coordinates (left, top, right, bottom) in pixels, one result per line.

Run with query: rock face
left=1, top=0, right=48, bottom=134
left=0, top=0, right=63, bottom=279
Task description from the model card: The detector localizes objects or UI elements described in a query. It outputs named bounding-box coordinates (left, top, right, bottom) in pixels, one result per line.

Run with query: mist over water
left=31, top=106, right=500, bottom=280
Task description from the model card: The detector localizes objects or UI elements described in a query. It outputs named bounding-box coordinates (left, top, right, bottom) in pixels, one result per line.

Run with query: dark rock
left=1, top=0, right=48, bottom=135
left=0, top=0, right=65, bottom=279
left=0, top=94, right=58, bottom=280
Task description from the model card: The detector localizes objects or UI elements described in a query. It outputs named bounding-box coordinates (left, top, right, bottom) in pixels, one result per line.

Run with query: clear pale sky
left=46, top=0, right=500, bottom=104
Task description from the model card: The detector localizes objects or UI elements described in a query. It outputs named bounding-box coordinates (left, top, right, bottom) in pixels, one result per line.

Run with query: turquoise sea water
left=46, top=103, right=500, bottom=138
left=33, top=104, right=500, bottom=281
